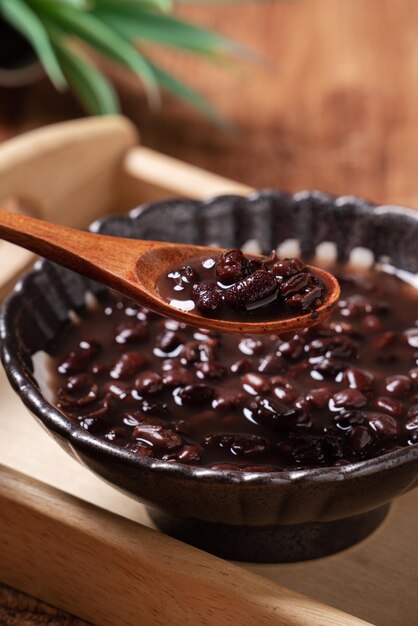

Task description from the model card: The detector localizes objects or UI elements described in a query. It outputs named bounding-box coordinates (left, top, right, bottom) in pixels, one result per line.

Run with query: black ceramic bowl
left=2, top=190, right=418, bottom=563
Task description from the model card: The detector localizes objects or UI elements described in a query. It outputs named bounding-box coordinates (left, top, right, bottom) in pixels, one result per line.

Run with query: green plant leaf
left=51, top=33, right=120, bottom=115
left=93, top=6, right=241, bottom=58
left=150, top=61, right=233, bottom=132
left=94, top=0, right=172, bottom=15
left=55, top=0, right=92, bottom=9
left=28, top=0, right=160, bottom=105
left=0, top=0, right=66, bottom=89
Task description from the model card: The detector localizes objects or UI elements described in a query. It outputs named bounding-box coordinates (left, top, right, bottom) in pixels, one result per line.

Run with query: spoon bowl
left=0, top=208, right=339, bottom=334
left=137, top=243, right=340, bottom=333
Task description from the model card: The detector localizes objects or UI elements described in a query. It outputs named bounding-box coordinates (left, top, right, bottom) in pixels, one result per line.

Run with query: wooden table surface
left=1, top=0, right=418, bottom=622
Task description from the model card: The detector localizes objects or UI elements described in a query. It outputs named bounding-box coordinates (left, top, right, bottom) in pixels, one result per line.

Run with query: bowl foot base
left=148, top=504, right=390, bottom=563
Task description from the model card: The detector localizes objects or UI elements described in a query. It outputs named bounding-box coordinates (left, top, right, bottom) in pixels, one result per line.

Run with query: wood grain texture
left=142, top=0, right=418, bottom=209
left=0, top=465, right=371, bottom=626
left=1, top=1, right=418, bottom=210
left=75, top=0, right=418, bottom=212
left=0, top=584, right=88, bottom=626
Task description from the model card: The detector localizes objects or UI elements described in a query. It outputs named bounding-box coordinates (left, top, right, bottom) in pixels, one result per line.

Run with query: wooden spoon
left=0, top=209, right=340, bottom=334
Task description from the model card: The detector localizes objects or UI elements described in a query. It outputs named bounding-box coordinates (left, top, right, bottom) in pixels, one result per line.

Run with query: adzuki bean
left=50, top=263, right=418, bottom=470
left=157, top=249, right=326, bottom=320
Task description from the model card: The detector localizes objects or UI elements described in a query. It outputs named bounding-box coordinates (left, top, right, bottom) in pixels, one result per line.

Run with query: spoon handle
left=0, top=208, right=146, bottom=278
left=0, top=207, right=100, bottom=262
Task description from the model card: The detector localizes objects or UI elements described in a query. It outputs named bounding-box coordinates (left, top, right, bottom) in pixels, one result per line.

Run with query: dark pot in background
left=0, top=17, right=41, bottom=87
left=2, top=191, right=418, bottom=563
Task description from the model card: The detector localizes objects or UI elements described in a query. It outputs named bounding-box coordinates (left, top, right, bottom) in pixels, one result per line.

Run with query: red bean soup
left=45, top=263, right=418, bottom=472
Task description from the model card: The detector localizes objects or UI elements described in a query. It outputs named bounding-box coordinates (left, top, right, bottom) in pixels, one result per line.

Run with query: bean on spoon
left=0, top=208, right=340, bottom=334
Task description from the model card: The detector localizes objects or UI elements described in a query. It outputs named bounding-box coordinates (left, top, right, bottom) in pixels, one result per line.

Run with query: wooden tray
left=0, top=116, right=416, bottom=626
